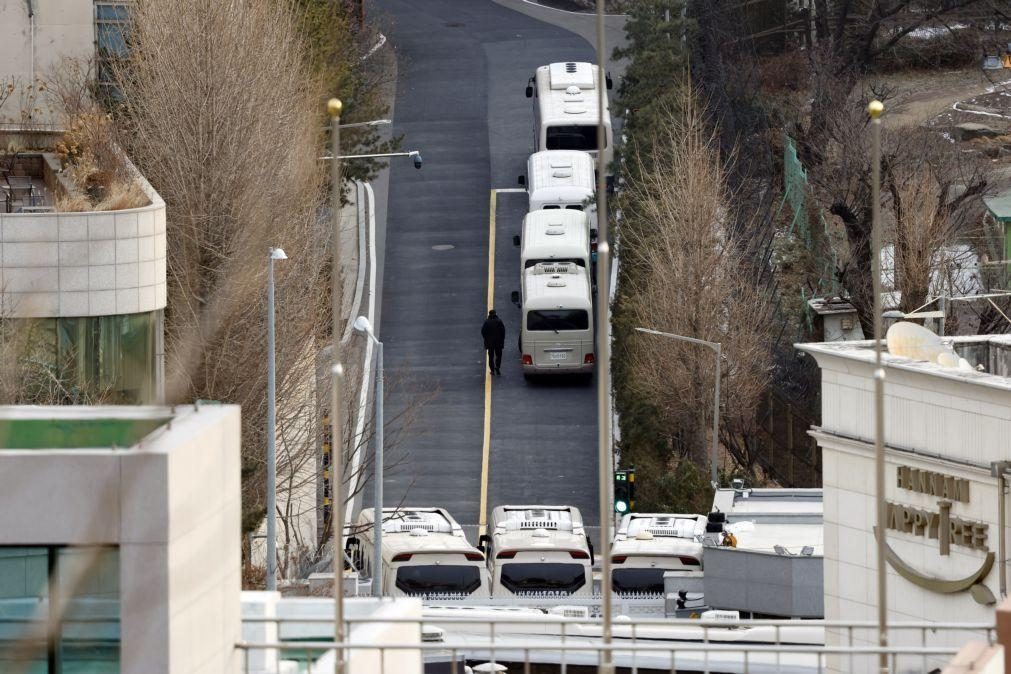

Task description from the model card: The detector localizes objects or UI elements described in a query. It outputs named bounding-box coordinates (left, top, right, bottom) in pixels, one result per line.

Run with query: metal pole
left=868, top=99, right=888, bottom=674
left=595, top=2, right=614, bottom=672
left=328, top=97, right=346, bottom=674
left=266, top=252, right=278, bottom=592
left=712, top=343, right=721, bottom=487
left=372, top=340, right=384, bottom=598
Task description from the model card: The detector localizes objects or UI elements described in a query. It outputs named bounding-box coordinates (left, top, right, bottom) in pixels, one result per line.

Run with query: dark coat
left=481, top=315, right=506, bottom=349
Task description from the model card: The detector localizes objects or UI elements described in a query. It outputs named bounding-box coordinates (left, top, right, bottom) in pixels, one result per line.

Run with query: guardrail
left=239, top=611, right=996, bottom=674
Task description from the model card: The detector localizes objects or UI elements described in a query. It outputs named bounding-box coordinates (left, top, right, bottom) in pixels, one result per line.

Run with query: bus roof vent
left=546, top=226, right=565, bottom=236
left=635, top=530, right=655, bottom=541
left=563, top=104, right=588, bottom=115
left=546, top=279, right=567, bottom=288
left=549, top=605, right=590, bottom=619
left=386, top=509, right=456, bottom=534
left=410, top=528, right=429, bottom=537
left=549, top=62, right=594, bottom=89
left=531, top=528, right=551, bottom=538
left=549, top=158, right=573, bottom=169
left=551, top=169, right=573, bottom=179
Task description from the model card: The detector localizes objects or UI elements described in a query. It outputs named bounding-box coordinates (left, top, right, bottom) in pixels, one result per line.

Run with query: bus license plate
left=549, top=352, right=568, bottom=361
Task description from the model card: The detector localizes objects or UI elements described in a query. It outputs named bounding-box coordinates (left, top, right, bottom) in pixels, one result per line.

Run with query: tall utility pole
left=266, top=247, right=288, bottom=591
left=595, top=2, right=614, bottom=672
left=327, top=97, right=346, bottom=674
left=868, top=99, right=889, bottom=674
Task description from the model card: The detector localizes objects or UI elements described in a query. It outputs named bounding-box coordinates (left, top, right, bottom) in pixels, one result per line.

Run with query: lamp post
left=266, top=246, right=287, bottom=592
left=595, top=2, right=614, bottom=670
left=633, top=327, right=722, bottom=487
left=868, top=99, right=889, bottom=674
left=353, top=315, right=383, bottom=598
left=327, top=97, right=346, bottom=674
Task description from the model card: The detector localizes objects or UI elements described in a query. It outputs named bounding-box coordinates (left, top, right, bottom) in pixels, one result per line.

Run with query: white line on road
left=493, top=187, right=527, bottom=193
left=345, top=181, right=379, bottom=534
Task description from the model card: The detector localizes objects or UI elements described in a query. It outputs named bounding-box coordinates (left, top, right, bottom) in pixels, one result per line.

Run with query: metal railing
left=239, top=611, right=995, bottom=674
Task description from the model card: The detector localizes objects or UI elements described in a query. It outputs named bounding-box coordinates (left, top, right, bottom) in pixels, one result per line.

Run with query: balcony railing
left=239, top=609, right=996, bottom=674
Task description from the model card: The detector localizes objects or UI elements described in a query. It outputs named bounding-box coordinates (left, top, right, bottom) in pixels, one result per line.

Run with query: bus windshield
left=612, top=568, right=667, bottom=595
left=395, top=565, right=481, bottom=596
left=500, top=563, right=586, bottom=594
left=546, top=125, right=601, bottom=151
left=527, top=310, right=588, bottom=331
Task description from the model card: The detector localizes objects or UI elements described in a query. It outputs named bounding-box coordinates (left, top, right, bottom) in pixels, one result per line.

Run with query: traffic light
left=614, top=468, right=635, bottom=514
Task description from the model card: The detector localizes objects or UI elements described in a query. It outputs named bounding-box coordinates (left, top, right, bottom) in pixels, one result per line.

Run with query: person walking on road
left=481, top=309, right=506, bottom=375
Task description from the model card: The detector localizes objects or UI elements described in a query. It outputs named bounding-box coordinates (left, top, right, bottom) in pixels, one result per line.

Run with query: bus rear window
left=546, top=125, right=602, bottom=151
left=612, top=568, right=667, bottom=595
left=500, top=563, right=586, bottom=594
left=395, top=565, right=481, bottom=596
left=527, top=310, right=588, bottom=331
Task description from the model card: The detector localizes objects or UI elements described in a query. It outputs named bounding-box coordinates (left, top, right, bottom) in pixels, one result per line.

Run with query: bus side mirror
left=512, top=234, right=520, bottom=247
left=510, top=291, right=520, bottom=307
left=344, top=536, right=359, bottom=554
left=606, top=73, right=613, bottom=90
left=525, top=78, right=534, bottom=98
left=517, top=175, right=525, bottom=187
left=586, top=535, right=595, bottom=565
left=478, top=534, right=492, bottom=554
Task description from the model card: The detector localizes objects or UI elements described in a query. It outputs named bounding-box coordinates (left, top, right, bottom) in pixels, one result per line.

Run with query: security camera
left=411, top=151, right=423, bottom=169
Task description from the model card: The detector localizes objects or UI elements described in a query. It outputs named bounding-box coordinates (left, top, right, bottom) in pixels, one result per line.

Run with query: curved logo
left=874, top=527, right=995, bottom=605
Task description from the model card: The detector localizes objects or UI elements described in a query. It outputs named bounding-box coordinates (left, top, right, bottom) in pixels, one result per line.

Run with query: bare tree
left=617, top=90, right=774, bottom=476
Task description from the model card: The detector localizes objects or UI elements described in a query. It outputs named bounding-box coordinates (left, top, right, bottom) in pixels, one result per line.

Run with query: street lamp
left=320, top=150, right=424, bottom=170
left=353, top=315, right=384, bottom=598
left=327, top=97, right=347, bottom=674
left=266, top=246, right=287, bottom=592
left=633, top=327, right=722, bottom=487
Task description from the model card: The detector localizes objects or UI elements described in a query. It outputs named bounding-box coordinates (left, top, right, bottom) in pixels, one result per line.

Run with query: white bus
left=511, top=262, right=594, bottom=378
left=480, top=505, right=594, bottom=597
left=519, top=150, right=597, bottom=240
left=516, top=209, right=591, bottom=273
left=610, top=513, right=707, bottom=596
left=525, top=62, right=613, bottom=172
left=347, top=507, right=491, bottom=598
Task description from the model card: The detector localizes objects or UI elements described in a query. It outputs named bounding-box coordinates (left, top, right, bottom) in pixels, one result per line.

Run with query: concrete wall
left=0, top=404, right=242, bottom=674
left=704, top=547, right=824, bottom=618
left=0, top=0, right=94, bottom=125
left=0, top=183, right=167, bottom=318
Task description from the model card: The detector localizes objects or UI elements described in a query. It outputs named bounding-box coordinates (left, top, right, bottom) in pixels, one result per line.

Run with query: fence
left=238, top=610, right=996, bottom=674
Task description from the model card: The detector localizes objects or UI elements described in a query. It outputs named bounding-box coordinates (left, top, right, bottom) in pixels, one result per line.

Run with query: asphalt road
left=373, top=0, right=600, bottom=526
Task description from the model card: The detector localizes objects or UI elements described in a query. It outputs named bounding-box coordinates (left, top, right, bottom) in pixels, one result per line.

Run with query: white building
left=798, top=335, right=1011, bottom=670
left=0, top=404, right=242, bottom=674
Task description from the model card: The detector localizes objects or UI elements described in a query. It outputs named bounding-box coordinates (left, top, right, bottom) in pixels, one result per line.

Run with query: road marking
left=493, top=187, right=527, bottom=193
left=479, top=189, right=498, bottom=537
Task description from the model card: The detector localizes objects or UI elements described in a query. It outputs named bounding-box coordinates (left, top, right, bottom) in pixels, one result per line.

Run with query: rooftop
left=796, top=334, right=1011, bottom=393
left=0, top=405, right=173, bottom=449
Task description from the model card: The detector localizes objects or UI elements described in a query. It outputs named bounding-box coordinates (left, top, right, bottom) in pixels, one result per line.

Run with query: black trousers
left=487, top=347, right=502, bottom=373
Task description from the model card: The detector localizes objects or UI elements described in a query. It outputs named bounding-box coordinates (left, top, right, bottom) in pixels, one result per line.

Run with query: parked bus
left=610, top=513, right=707, bottom=596
left=516, top=209, right=591, bottom=273
left=525, top=62, right=612, bottom=172
left=347, top=507, right=491, bottom=598
left=519, top=150, right=597, bottom=240
left=512, top=262, right=594, bottom=379
left=480, top=505, right=594, bottom=597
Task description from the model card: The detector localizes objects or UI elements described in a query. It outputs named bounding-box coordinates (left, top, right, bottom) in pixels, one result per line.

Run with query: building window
left=0, top=547, right=120, bottom=673
left=95, top=2, right=133, bottom=100
left=17, top=312, right=158, bottom=404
